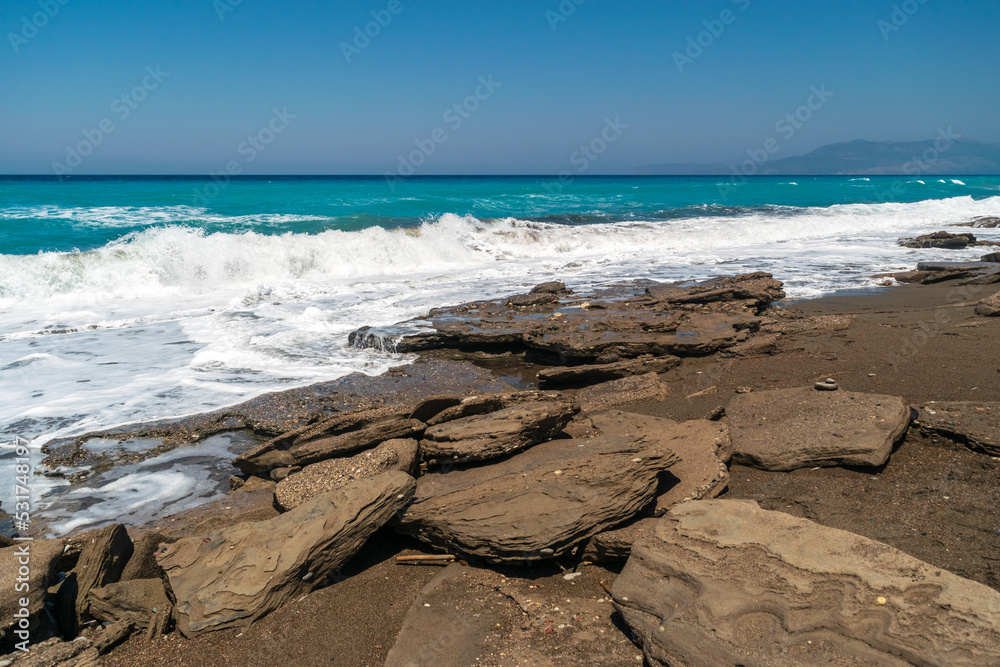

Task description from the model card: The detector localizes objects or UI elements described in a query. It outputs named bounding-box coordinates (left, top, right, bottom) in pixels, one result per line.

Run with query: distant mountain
left=635, top=138, right=1000, bottom=176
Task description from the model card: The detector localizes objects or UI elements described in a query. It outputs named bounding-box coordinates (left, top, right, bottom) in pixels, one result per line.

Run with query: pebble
left=814, top=378, right=839, bottom=391
left=563, top=572, right=582, bottom=580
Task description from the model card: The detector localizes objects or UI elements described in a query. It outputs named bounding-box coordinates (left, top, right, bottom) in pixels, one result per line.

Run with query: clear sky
left=1, top=0, right=998, bottom=175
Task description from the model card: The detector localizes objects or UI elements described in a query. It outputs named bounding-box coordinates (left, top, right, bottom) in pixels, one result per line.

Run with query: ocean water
left=1, top=174, right=998, bottom=534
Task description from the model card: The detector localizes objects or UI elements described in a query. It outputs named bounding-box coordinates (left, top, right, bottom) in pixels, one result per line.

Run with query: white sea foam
left=3, top=195, right=999, bottom=534
left=0, top=204, right=331, bottom=228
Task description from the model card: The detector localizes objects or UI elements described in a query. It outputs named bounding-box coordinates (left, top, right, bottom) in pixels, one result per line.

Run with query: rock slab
left=914, top=401, right=1000, bottom=456
left=613, top=499, right=1000, bottom=667
left=0, top=538, right=63, bottom=650
left=88, top=578, right=171, bottom=630
left=536, top=355, right=681, bottom=386
left=727, top=387, right=911, bottom=471
left=975, top=290, right=1000, bottom=317
left=420, top=400, right=578, bottom=463
left=70, top=524, right=134, bottom=622
left=274, top=438, right=418, bottom=511
left=159, top=471, right=415, bottom=637
left=396, top=433, right=679, bottom=562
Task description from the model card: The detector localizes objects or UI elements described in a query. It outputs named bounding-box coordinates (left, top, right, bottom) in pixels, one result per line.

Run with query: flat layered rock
left=586, top=411, right=730, bottom=515
left=577, top=412, right=729, bottom=562
left=727, top=387, right=910, bottom=471
left=234, top=415, right=425, bottom=475
left=396, top=433, right=679, bottom=562
left=274, top=438, right=418, bottom=511
left=613, top=500, right=1000, bottom=667
left=425, top=391, right=567, bottom=426
left=975, top=290, right=1000, bottom=316
left=160, top=471, right=415, bottom=637
left=420, top=400, right=578, bottom=464
left=537, top=355, right=681, bottom=386
left=914, top=401, right=1000, bottom=456
left=349, top=274, right=781, bottom=361
left=526, top=311, right=758, bottom=362
left=644, top=271, right=785, bottom=310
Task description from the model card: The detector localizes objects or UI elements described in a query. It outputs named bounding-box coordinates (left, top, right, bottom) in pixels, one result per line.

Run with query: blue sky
left=1, top=0, right=998, bottom=174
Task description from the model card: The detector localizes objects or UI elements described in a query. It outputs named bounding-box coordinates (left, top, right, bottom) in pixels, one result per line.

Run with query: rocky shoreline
left=3, top=235, right=1000, bottom=665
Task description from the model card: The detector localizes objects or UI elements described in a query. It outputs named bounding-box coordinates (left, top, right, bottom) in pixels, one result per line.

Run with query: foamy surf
left=2, top=189, right=998, bottom=535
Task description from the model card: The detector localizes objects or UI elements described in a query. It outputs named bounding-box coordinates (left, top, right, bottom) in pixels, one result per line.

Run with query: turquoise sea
left=1, top=174, right=998, bottom=533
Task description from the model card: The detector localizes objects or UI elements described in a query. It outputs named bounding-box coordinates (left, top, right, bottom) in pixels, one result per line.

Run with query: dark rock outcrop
left=644, top=271, right=785, bottom=311
left=159, top=471, right=415, bottom=637
left=396, top=431, right=680, bottom=562
left=613, top=500, right=1000, bottom=667
left=726, top=387, right=910, bottom=471
left=953, top=216, right=1000, bottom=228
left=898, top=231, right=978, bottom=249
left=349, top=273, right=783, bottom=362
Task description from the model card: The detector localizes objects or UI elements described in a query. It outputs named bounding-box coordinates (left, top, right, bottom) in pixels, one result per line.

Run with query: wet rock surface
left=727, top=386, right=911, bottom=471
left=42, top=359, right=509, bottom=472
left=953, top=216, right=1000, bottom=228
left=613, top=500, right=1000, bottom=667
left=898, top=230, right=982, bottom=249
left=350, top=273, right=782, bottom=362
